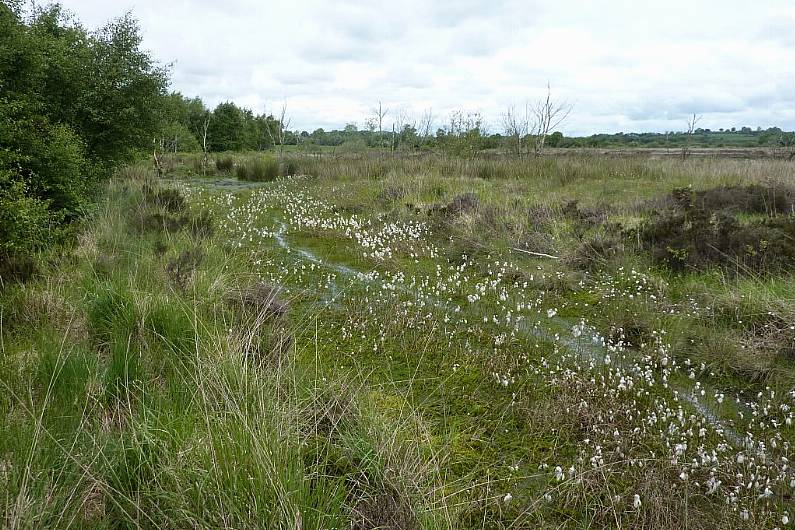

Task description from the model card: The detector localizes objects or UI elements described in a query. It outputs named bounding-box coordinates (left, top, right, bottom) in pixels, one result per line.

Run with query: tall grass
left=0, top=176, right=450, bottom=528
left=235, top=156, right=279, bottom=181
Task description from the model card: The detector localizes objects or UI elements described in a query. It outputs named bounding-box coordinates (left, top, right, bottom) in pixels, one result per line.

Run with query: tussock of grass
left=235, top=156, right=279, bottom=182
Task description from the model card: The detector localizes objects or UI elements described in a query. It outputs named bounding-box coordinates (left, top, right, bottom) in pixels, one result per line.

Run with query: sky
left=57, top=0, right=795, bottom=135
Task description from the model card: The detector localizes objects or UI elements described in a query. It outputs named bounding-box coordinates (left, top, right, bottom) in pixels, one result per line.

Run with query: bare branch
left=682, top=113, right=702, bottom=159
left=371, top=101, right=389, bottom=148
left=502, top=104, right=530, bottom=157
left=531, top=83, right=572, bottom=156
left=419, top=108, right=434, bottom=139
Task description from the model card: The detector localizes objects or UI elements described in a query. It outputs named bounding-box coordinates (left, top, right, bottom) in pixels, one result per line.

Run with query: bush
left=639, top=187, right=795, bottom=273
left=0, top=178, right=57, bottom=283
left=235, top=157, right=279, bottom=182
left=189, top=210, right=215, bottom=240
left=429, top=192, right=479, bottom=218
left=0, top=6, right=167, bottom=285
left=0, top=179, right=54, bottom=255
left=659, top=185, right=795, bottom=215
left=0, top=107, right=89, bottom=282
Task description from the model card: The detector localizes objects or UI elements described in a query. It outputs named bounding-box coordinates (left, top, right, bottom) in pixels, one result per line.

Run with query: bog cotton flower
left=632, top=494, right=641, bottom=509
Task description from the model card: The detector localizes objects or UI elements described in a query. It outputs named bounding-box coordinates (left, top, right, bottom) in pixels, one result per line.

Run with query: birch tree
left=531, top=83, right=572, bottom=156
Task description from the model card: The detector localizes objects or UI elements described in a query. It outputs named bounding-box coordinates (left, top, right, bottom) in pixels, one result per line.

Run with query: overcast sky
left=58, top=0, right=795, bottom=135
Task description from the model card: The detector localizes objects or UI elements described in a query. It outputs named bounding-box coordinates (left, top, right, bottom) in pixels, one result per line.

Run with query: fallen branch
left=511, top=247, right=560, bottom=259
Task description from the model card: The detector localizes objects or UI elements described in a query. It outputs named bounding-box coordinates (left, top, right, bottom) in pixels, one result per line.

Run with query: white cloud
left=59, top=0, right=795, bottom=134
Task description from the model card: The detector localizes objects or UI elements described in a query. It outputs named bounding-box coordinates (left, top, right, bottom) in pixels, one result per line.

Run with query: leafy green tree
left=546, top=131, right=564, bottom=147
left=79, top=13, right=169, bottom=163
left=208, top=102, right=244, bottom=151
left=0, top=3, right=169, bottom=281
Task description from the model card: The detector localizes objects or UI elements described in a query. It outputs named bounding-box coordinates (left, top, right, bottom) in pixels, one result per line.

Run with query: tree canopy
left=0, top=3, right=168, bottom=280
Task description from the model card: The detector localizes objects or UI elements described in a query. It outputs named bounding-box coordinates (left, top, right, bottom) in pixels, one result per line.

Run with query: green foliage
left=208, top=102, right=245, bottom=151
left=0, top=99, right=90, bottom=216
left=80, top=13, right=168, bottom=163
left=0, top=3, right=168, bottom=284
left=0, top=178, right=54, bottom=256
left=159, top=121, right=201, bottom=152
left=145, top=300, right=195, bottom=355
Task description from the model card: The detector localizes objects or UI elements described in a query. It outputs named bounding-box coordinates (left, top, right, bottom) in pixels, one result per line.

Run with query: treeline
left=559, top=127, right=795, bottom=149
left=157, top=96, right=294, bottom=153
left=0, top=3, right=169, bottom=280
left=293, top=125, right=795, bottom=151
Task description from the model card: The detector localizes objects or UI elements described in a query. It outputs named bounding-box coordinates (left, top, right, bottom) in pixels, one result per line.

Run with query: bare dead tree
left=188, top=111, right=211, bottom=173
left=392, top=108, right=416, bottom=151
left=531, top=83, right=572, bottom=156
left=446, top=110, right=484, bottom=157
left=777, top=132, right=795, bottom=160
left=200, top=114, right=210, bottom=171
left=418, top=108, right=434, bottom=140
left=502, top=104, right=530, bottom=157
left=153, top=137, right=163, bottom=178
left=372, top=101, right=389, bottom=149
left=276, top=102, right=291, bottom=156
left=265, top=102, right=292, bottom=157
left=682, top=113, right=702, bottom=160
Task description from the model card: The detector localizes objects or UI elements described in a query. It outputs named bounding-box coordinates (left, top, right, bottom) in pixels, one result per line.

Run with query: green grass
left=2, top=154, right=795, bottom=528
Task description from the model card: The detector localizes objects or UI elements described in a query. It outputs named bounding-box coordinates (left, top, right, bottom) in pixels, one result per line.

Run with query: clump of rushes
left=215, top=156, right=235, bottom=172
left=235, top=156, right=279, bottom=181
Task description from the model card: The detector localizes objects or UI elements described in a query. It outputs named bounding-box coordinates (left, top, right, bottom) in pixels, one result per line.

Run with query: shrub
left=0, top=101, right=90, bottom=284
left=166, top=248, right=204, bottom=290
left=659, top=185, right=795, bottom=215
left=429, top=192, right=479, bottom=218
left=189, top=210, right=215, bottom=239
left=129, top=207, right=186, bottom=234
left=226, top=281, right=288, bottom=319
left=566, top=231, right=624, bottom=271
left=0, top=178, right=55, bottom=283
left=377, top=185, right=406, bottom=205
left=639, top=187, right=795, bottom=273
left=235, top=157, right=279, bottom=182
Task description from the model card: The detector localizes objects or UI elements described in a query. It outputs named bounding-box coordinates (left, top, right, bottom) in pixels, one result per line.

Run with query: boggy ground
left=2, top=154, right=795, bottom=529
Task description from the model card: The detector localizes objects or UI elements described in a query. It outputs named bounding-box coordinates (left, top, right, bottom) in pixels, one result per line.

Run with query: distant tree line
left=156, top=96, right=296, bottom=154
left=555, top=127, right=795, bottom=149
left=288, top=124, right=795, bottom=152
